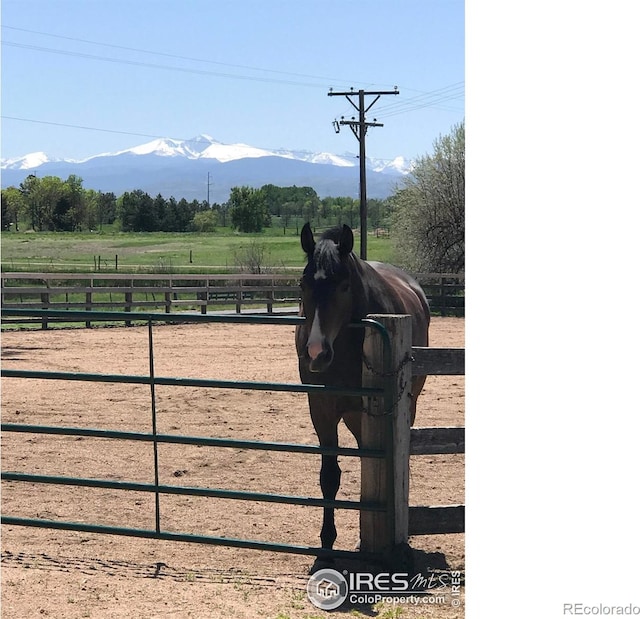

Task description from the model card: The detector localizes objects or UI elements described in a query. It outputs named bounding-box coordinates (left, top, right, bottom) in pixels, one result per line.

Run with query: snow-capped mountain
left=92, top=135, right=282, bottom=163
left=1, top=151, right=61, bottom=170
left=1, top=134, right=411, bottom=201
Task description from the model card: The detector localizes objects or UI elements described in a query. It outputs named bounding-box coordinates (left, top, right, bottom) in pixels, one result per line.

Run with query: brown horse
left=295, top=223, right=430, bottom=552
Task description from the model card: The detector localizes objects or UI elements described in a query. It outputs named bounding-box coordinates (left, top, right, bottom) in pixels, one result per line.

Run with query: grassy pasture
left=1, top=228, right=394, bottom=273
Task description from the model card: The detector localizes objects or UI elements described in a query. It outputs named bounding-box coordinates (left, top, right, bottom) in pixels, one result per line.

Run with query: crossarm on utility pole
left=327, top=88, right=399, bottom=259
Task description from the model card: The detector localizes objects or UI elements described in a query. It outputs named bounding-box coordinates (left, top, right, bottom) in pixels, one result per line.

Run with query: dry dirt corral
left=1, top=317, right=464, bottom=619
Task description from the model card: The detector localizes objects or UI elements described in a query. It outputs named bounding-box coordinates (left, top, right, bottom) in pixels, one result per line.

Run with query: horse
left=295, top=223, right=430, bottom=553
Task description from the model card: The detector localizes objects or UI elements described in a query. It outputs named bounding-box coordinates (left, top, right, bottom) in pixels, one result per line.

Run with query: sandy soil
left=1, top=317, right=464, bottom=618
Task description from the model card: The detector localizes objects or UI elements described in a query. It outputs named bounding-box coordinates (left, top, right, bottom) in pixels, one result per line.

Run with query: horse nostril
left=309, top=346, right=334, bottom=372
left=307, top=339, right=324, bottom=361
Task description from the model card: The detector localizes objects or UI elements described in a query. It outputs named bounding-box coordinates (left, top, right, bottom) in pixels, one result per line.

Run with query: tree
left=260, top=184, right=284, bottom=217
left=133, top=191, right=157, bottom=231
left=116, top=191, right=139, bottom=231
left=37, top=176, right=66, bottom=231
left=83, top=189, right=100, bottom=231
left=175, top=198, right=192, bottom=232
left=19, top=174, right=44, bottom=230
left=229, top=186, right=269, bottom=233
left=191, top=209, right=218, bottom=232
left=98, top=191, right=117, bottom=228
left=65, top=174, right=86, bottom=231
left=153, top=194, right=167, bottom=230
left=51, top=194, right=74, bottom=231
left=391, top=121, right=465, bottom=273
left=1, top=186, right=25, bottom=231
left=366, top=198, right=390, bottom=232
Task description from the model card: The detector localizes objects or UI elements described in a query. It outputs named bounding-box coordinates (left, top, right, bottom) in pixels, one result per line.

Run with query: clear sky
left=0, top=0, right=464, bottom=163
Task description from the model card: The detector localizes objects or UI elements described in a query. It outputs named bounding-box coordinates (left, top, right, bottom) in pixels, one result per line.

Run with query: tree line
left=1, top=177, right=392, bottom=234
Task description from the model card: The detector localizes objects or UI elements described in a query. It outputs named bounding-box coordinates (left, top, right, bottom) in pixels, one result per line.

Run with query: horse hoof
left=309, top=556, right=335, bottom=574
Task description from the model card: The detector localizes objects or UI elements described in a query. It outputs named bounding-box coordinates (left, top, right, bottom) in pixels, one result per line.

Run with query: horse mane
left=314, top=242, right=342, bottom=279
left=310, top=227, right=348, bottom=280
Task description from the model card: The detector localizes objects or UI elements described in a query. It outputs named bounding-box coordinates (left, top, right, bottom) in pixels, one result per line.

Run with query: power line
left=374, top=82, right=464, bottom=111
left=1, top=41, right=329, bottom=87
left=377, top=93, right=465, bottom=119
left=2, top=24, right=464, bottom=106
left=1, top=115, right=166, bottom=140
left=371, top=82, right=465, bottom=118
left=2, top=24, right=371, bottom=88
left=1, top=24, right=379, bottom=89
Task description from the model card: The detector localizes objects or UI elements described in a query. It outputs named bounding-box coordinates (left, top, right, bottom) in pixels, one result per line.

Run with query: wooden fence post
left=124, top=282, right=133, bottom=327
left=40, top=292, right=50, bottom=329
left=85, top=284, right=92, bottom=328
left=360, top=314, right=413, bottom=559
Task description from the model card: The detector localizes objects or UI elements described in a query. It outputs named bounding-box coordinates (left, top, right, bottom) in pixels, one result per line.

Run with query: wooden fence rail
left=408, top=346, right=464, bottom=538
left=1, top=272, right=464, bottom=327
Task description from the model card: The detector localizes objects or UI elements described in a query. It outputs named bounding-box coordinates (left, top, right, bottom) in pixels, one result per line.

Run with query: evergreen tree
left=132, top=190, right=156, bottom=231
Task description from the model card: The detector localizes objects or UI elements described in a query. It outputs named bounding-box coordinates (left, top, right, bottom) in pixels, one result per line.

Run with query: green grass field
left=1, top=228, right=394, bottom=273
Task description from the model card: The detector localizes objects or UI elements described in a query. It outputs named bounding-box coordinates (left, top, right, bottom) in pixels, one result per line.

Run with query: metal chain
left=361, top=351, right=414, bottom=417
left=361, top=351, right=414, bottom=378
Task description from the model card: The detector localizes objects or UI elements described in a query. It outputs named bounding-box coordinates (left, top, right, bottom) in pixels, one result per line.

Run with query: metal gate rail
left=1, top=308, right=394, bottom=560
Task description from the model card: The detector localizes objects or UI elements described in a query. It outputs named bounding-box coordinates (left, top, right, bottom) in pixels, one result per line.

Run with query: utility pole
left=328, top=87, right=399, bottom=259
left=206, top=172, right=213, bottom=207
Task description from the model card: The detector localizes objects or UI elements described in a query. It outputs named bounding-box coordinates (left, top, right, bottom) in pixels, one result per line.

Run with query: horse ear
left=339, top=224, right=354, bottom=257
left=301, top=222, right=315, bottom=257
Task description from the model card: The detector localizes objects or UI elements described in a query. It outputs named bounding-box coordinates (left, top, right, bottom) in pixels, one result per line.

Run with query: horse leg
left=342, top=409, right=364, bottom=552
left=320, top=452, right=341, bottom=550
left=410, top=375, right=427, bottom=425
left=342, top=409, right=362, bottom=448
left=310, top=396, right=342, bottom=551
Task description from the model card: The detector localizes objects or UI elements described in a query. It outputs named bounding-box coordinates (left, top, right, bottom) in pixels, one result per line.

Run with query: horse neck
left=351, top=254, right=407, bottom=318
left=348, top=254, right=384, bottom=319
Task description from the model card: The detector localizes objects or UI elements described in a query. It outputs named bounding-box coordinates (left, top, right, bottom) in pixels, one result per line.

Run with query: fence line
left=1, top=272, right=464, bottom=325
left=0, top=308, right=464, bottom=562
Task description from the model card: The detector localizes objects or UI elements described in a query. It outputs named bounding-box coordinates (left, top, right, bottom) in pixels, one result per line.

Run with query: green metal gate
left=1, top=308, right=396, bottom=561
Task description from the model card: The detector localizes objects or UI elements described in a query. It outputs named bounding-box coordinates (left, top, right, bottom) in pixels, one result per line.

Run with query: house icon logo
left=307, top=568, right=348, bottom=609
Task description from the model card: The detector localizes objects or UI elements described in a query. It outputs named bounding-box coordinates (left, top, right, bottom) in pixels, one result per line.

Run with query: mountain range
left=0, top=134, right=411, bottom=203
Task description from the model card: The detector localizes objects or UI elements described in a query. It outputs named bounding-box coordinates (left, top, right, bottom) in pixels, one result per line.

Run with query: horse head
left=299, top=223, right=356, bottom=373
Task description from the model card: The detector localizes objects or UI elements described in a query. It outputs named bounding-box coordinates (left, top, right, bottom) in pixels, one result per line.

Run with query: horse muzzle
left=307, top=338, right=334, bottom=373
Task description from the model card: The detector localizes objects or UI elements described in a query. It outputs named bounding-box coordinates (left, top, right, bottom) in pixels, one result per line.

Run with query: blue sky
left=0, top=0, right=464, bottom=162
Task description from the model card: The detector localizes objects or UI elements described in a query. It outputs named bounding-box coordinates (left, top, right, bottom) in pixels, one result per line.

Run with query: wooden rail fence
left=1, top=272, right=464, bottom=328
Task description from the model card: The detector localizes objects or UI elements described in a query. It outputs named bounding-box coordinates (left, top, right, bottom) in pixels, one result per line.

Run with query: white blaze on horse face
left=307, top=308, right=324, bottom=361
left=314, top=268, right=326, bottom=281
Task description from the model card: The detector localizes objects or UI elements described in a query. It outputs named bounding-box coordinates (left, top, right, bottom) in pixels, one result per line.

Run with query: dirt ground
left=1, top=317, right=464, bottom=619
